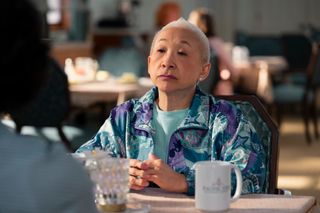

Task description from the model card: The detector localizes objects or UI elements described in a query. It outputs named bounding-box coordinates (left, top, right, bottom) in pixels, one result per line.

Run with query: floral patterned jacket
left=77, top=87, right=266, bottom=195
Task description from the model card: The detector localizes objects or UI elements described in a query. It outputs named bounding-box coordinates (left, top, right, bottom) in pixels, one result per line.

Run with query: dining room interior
left=1, top=0, right=320, bottom=211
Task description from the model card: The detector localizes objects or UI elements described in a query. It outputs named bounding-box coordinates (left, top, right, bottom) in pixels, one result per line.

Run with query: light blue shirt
left=152, top=103, right=188, bottom=162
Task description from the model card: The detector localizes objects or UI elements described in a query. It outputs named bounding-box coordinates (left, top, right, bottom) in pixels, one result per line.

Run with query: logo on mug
left=202, top=178, right=230, bottom=194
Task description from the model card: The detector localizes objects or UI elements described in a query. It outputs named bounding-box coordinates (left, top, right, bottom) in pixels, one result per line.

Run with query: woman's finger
left=129, top=167, right=150, bottom=178
left=130, top=159, right=149, bottom=170
left=129, top=176, right=149, bottom=190
left=129, top=159, right=143, bottom=168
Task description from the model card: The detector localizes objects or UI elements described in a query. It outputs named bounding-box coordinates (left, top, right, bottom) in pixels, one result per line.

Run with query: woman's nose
left=161, top=53, right=176, bottom=69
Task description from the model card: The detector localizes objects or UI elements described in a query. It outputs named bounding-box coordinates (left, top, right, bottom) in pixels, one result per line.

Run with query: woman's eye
left=157, top=48, right=165, bottom=53
left=178, top=51, right=187, bottom=56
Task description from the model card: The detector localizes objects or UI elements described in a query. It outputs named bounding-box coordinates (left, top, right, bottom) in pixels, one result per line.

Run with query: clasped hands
left=129, top=153, right=188, bottom=193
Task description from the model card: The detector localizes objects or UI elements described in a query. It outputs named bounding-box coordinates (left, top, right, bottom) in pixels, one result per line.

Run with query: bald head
left=150, top=18, right=210, bottom=64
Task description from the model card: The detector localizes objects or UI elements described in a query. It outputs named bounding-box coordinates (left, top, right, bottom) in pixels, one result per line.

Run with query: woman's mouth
left=158, top=74, right=177, bottom=80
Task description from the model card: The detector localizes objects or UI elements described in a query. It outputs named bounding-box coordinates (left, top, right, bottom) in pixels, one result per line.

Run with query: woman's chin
left=157, top=86, right=176, bottom=94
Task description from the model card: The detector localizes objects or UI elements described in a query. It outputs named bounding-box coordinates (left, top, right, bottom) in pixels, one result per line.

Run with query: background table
left=69, top=77, right=153, bottom=107
left=129, top=188, right=318, bottom=213
left=235, top=56, right=288, bottom=103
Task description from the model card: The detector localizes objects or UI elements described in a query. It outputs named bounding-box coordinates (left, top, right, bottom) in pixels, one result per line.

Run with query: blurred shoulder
left=30, top=143, right=96, bottom=211
left=0, top=128, right=96, bottom=212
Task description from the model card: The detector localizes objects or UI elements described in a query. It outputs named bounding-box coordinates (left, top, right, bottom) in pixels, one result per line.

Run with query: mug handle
left=230, top=164, right=242, bottom=202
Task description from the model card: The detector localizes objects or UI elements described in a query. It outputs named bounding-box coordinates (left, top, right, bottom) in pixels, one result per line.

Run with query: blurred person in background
left=0, top=1, right=97, bottom=212
left=188, top=7, right=239, bottom=95
left=155, top=1, right=181, bottom=29
left=77, top=18, right=266, bottom=196
left=144, top=1, right=182, bottom=55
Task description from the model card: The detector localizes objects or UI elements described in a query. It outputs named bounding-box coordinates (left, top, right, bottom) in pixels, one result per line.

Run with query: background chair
left=8, top=57, right=73, bottom=152
left=217, top=95, right=279, bottom=194
left=278, top=34, right=313, bottom=85
left=98, top=36, right=147, bottom=77
left=68, top=0, right=90, bottom=41
left=234, top=31, right=283, bottom=56
left=272, top=43, right=320, bottom=144
left=281, top=34, right=312, bottom=74
left=310, top=26, right=320, bottom=43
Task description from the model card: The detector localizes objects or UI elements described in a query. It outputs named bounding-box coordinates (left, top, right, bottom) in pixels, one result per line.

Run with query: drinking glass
left=72, top=151, right=129, bottom=212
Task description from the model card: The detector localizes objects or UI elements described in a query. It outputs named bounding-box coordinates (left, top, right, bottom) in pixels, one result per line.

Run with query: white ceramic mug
left=194, top=160, right=242, bottom=212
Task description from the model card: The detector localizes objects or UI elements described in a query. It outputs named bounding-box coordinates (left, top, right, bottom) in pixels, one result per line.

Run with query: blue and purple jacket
left=77, top=87, right=266, bottom=195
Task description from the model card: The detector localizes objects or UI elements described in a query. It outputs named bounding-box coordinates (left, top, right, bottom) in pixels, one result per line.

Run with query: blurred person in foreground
left=188, top=8, right=239, bottom=95
left=0, top=1, right=97, bottom=212
left=77, top=18, right=266, bottom=196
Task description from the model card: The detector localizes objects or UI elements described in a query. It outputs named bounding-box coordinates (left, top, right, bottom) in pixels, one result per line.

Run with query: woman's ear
left=147, top=56, right=151, bottom=75
left=199, top=63, right=211, bottom=81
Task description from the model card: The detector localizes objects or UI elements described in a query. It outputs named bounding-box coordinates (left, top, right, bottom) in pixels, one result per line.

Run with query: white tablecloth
left=128, top=188, right=318, bottom=213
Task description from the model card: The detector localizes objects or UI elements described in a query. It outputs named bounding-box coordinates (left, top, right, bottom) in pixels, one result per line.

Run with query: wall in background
left=75, top=0, right=320, bottom=42
left=88, top=0, right=206, bottom=32
left=207, top=0, right=320, bottom=41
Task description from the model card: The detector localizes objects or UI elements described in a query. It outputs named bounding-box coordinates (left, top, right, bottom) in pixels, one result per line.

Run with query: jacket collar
left=134, top=86, right=210, bottom=132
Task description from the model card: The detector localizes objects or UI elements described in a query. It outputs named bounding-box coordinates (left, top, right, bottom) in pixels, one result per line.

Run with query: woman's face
left=148, top=27, right=210, bottom=94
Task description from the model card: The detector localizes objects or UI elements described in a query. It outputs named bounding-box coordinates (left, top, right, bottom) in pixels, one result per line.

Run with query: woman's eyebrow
left=157, top=38, right=192, bottom=47
left=158, top=38, right=167, bottom=43
left=180, top=40, right=191, bottom=47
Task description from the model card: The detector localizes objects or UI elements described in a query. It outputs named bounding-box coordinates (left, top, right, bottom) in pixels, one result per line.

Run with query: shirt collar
left=134, top=86, right=210, bottom=131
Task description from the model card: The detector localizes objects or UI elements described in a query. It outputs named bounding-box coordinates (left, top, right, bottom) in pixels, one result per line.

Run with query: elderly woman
left=77, top=18, right=266, bottom=195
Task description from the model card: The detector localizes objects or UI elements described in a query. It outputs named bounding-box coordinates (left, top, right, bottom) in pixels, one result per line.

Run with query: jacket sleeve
left=216, top=102, right=266, bottom=194
left=184, top=168, right=196, bottom=196
left=76, top=106, right=128, bottom=157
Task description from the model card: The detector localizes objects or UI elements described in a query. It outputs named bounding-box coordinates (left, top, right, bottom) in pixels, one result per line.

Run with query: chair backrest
left=217, top=95, right=279, bottom=194
left=9, top=57, right=70, bottom=127
left=68, top=0, right=89, bottom=41
left=309, top=43, right=320, bottom=88
left=235, top=31, right=283, bottom=56
left=311, top=26, right=320, bottom=43
left=281, top=34, right=313, bottom=71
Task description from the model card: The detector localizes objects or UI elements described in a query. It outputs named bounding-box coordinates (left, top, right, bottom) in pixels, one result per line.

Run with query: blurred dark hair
left=0, top=0, right=49, bottom=112
left=190, top=8, right=216, bottom=37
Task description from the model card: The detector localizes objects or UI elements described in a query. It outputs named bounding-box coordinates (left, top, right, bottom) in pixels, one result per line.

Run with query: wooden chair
left=8, top=57, right=73, bottom=152
left=273, top=43, right=320, bottom=144
left=217, top=95, right=279, bottom=194
left=281, top=34, right=312, bottom=75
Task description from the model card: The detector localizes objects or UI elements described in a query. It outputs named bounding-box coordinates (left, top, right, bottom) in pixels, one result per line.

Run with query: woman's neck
left=157, top=89, right=195, bottom=111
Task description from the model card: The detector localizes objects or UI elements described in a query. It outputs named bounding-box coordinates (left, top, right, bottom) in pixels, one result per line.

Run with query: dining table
left=234, top=55, right=288, bottom=104
left=248, top=56, right=288, bottom=75
left=128, top=188, right=318, bottom=213
left=69, top=77, right=154, bottom=108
